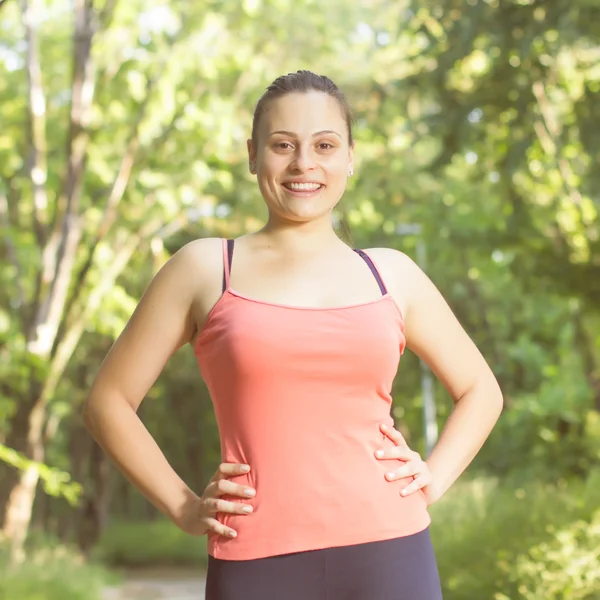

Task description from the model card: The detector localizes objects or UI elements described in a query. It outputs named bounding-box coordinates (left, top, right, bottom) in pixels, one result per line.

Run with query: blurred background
left=0, top=0, right=599, bottom=598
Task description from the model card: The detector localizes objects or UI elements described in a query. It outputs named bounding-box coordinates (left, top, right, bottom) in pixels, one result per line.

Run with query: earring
left=249, top=163, right=256, bottom=173
left=348, top=168, right=354, bottom=176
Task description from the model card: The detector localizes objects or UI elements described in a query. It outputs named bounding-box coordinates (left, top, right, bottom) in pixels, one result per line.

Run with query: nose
left=290, top=144, right=316, bottom=172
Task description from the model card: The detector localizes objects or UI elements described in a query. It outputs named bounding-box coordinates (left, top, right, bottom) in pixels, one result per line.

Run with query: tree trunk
left=2, top=0, right=189, bottom=563
left=0, top=0, right=96, bottom=564
left=574, top=310, right=600, bottom=412
left=36, top=479, right=52, bottom=537
left=62, top=419, right=91, bottom=543
left=1, top=390, right=46, bottom=563
left=77, top=441, right=113, bottom=554
left=2, top=235, right=140, bottom=560
left=3, top=467, right=40, bottom=562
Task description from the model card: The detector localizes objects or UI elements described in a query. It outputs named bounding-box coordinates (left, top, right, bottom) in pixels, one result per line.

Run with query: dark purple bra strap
left=222, top=239, right=235, bottom=293
left=353, top=249, right=388, bottom=295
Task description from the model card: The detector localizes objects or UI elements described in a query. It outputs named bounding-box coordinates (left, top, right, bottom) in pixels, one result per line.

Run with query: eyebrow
left=268, top=129, right=342, bottom=140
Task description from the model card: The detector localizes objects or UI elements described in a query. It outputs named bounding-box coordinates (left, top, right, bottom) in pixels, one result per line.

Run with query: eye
left=274, top=141, right=293, bottom=150
left=317, top=142, right=334, bottom=150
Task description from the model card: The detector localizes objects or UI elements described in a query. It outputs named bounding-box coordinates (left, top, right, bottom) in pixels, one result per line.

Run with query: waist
left=209, top=435, right=430, bottom=560
left=209, top=482, right=430, bottom=560
left=218, top=415, right=399, bottom=480
left=220, top=435, right=415, bottom=505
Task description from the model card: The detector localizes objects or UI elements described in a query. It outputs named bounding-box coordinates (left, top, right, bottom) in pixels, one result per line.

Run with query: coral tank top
left=194, top=239, right=430, bottom=560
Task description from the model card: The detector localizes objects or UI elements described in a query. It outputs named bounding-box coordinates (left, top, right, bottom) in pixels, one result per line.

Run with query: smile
left=282, top=182, right=324, bottom=192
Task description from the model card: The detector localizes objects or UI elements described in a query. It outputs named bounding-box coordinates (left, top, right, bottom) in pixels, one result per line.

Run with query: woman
left=84, top=70, right=503, bottom=599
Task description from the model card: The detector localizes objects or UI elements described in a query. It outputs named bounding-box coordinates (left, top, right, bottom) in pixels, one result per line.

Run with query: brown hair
left=251, top=70, right=354, bottom=145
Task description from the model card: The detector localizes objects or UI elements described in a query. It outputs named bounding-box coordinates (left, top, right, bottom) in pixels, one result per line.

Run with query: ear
left=247, top=139, right=257, bottom=174
left=348, top=142, right=355, bottom=176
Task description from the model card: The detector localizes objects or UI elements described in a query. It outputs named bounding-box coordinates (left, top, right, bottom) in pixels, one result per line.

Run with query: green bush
left=497, top=511, right=600, bottom=600
left=0, top=540, right=114, bottom=600
left=91, top=473, right=600, bottom=599
left=93, top=519, right=208, bottom=568
left=430, top=470, right=600, bottom=599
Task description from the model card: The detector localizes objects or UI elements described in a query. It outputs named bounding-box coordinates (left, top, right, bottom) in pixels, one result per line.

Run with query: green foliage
left=0, top=538, right=114, bottom=600
left=430, top=471, right=600, bottom=599
left=93, top=519, right=208, bottom=568
left=498, top=513, right=600, bottom=600
left=90, top=474, right=600, bottom=599
left=0, top=444, right=82, bottom=506
left=1, top=1, right=600, bottom=593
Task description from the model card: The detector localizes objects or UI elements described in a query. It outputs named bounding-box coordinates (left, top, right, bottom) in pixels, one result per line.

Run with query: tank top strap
left=353, top=249, right=388, bottom=295
left=222, top=238, right=235, bottom=292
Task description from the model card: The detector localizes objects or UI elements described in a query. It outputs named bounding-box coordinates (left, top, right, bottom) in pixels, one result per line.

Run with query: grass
left=0, top=539, right=116, bottom=600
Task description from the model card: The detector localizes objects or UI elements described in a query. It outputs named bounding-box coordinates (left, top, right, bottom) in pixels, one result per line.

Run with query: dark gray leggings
left=205, top=528, right=443, bottom=600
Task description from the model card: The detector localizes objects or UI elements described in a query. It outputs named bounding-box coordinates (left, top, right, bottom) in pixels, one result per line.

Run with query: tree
left=0, top=0, right=378, bottom=562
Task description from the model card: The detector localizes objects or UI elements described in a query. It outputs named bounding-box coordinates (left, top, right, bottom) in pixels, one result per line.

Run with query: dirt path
left=102, top=569, right=206, bottom=600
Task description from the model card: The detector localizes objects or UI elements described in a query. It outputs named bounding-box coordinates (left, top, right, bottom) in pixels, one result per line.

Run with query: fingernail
left=380, top=424, right=388, bottom=429
left=375, top=450, right=384, bottom=458
left=228, top=530, right=237, bottom=537
left=243, top=506, right=253, bottom=513
left=387, top=472, right=395, bottom=479
left=401, top=490, right=407, bottom=496
left=240, top=465, right=250, bottom=472
left=244, top=488, right=256, bottom=497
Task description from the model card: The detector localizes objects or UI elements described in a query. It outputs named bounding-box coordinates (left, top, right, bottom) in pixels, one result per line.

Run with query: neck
left=258, top=214, right=343, bottom=252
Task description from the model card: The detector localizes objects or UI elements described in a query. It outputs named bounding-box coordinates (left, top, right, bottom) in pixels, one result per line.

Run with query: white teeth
left=286, top=182, right=322, bottom=191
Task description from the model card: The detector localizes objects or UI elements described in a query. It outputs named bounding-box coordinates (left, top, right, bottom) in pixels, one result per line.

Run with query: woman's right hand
left=175, top=463, right=255, bottom=539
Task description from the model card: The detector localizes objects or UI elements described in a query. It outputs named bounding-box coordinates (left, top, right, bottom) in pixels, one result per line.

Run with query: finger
left=379, top=423, right=409, bottom=447
left=216, top=478, right=256, bottom=499
left=204, top=479, right=255, bottom=501
left=207, top=497, right=254, bottom=516
left=205, top=517, right=238, bottom=538
left=400, top=474, right=432, bottom=496
left=374, top=446, right=415, bottom=461
left=217, top=463, right=251, bottom=478
left=384, top=461, right=422, bottom=481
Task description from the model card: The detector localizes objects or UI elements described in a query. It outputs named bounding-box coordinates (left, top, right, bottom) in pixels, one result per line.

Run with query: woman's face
left=248, top=91, right=354, bottom=225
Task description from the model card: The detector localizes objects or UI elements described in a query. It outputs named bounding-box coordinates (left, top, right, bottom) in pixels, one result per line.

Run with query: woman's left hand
left=374, top=423, right=439, bottom=505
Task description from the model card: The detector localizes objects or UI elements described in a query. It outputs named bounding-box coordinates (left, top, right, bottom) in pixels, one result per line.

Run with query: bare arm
left=367, top=247, right=504, bottom=502
left=82, top=240, right=208, bottom=522
left=398, top=252, right=503, bottom=501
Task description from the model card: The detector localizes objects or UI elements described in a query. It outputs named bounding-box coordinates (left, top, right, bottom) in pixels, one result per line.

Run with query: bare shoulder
left=358, top=247, right=423, bottom=320
left=85, top=237, right=224, bottom=411
left=363, top=247, right=424, bottom=291
left=169, top=237, right=223, bottom=278
left=364, top=246, right=500, bottom=403
left=363, top=247, right=419, bottom=273
left=157, top=236, right=225, bottom=328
